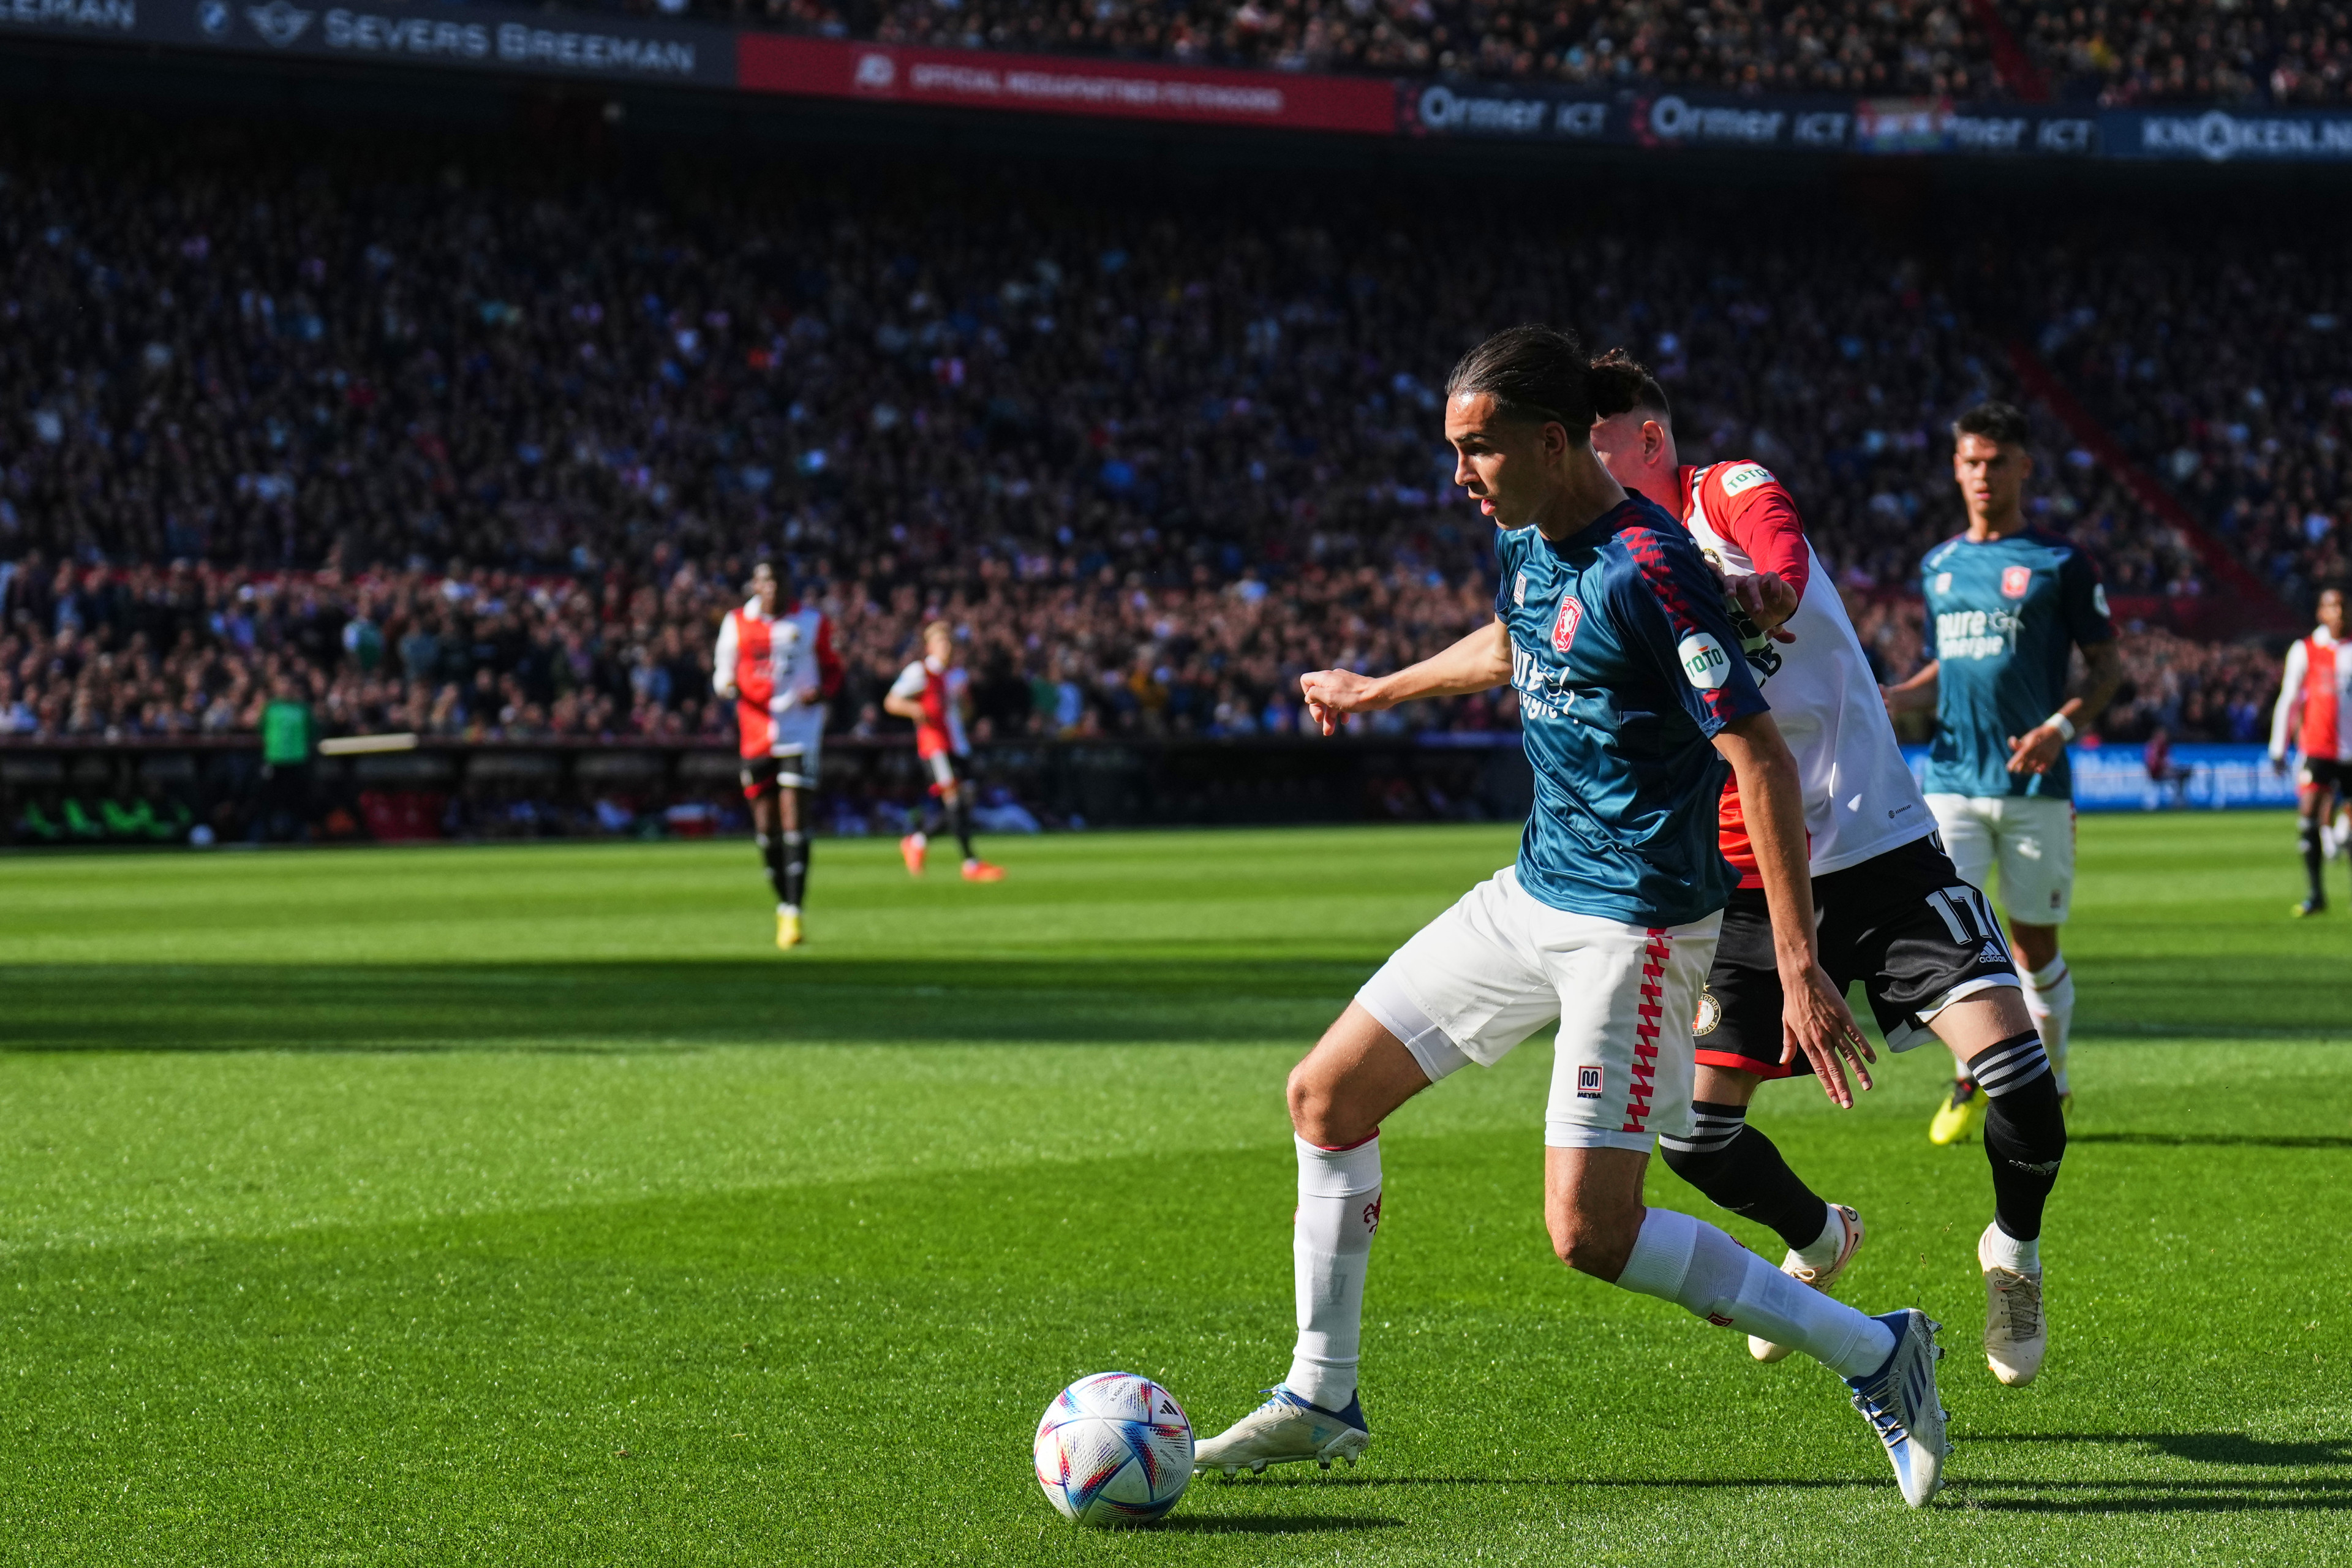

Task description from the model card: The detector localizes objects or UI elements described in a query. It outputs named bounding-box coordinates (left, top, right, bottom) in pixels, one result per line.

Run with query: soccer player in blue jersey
left=1191, top=326, right=1951, bottom=1508
left=1883, top=403, right=2121, bottom=1149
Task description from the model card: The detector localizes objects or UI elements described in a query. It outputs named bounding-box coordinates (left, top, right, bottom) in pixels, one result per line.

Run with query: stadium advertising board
left=2105, top=106, right=2352, bottom=162
left=1403, top=80, right=2098, bottom=157
left=0, top=0, right=734, bottom=86
left=1897, top=744, right=2296, bottom=812
left=736, top=35, right=1394, bottom=135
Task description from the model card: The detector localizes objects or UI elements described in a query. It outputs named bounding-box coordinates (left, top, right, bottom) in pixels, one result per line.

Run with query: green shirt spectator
left=262, top=697, right=314, bottom=767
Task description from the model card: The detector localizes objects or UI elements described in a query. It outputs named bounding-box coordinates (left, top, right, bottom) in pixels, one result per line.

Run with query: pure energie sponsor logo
left=1935, top=607, right=2020, bottom=660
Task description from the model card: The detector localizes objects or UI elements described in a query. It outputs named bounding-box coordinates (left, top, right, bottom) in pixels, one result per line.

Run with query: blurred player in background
left=1193, top=326, right=1948, bottom=1509
left=1590, top=352, right=2065, bottom=1387
left=1884, top=404, right=2121, bottom=1136
left=2271, top=584, right=2352, bottom=916
left=886, top=620, right=1005, bottom=883
left=714, top=562, right=842, bottom=949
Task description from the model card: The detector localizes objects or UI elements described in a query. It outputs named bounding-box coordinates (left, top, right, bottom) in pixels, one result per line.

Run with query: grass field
left=2, top=815, right=2349, bottom=1565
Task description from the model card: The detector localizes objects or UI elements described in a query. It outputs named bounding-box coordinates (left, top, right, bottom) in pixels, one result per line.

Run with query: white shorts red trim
left=1355, top=867, right=1721, bottom=1153
left=1927, top=793, right=2076, bottom=925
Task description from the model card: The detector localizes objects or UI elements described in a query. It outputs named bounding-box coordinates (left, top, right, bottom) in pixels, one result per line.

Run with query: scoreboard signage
left=736, top=34, right=1394, bottom=135
left=0, top=0, right=736, bottom=85
left=1402, top=80, right=2098, bottom=158
left=8, top=0, right=2352, bottom=164
left=2106, top=107, right=2352, bottom=162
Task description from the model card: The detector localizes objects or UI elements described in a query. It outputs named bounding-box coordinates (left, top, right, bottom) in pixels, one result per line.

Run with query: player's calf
left=1969, top=1029, right=2064, bottom=1385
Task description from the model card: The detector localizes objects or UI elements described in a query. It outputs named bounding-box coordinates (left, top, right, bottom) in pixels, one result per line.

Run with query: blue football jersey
left=1919, top=529, right=2115, bottom=801
left=1495, top=495, right=1771, bottom=927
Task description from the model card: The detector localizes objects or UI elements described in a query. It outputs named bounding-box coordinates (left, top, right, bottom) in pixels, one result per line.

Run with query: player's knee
left=1285, top=1061, right=1342, bottom=1145
left=1547, top=1207, right=1637, bottom=1280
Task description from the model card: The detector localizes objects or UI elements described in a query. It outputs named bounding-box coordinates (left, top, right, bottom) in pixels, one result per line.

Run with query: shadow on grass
left=0, top=957, right=1371, bottom=1052
left=1971, top=1432, right=2352, bottom=1466
left=1152, top=1515, right=1406, bottom=1534
left=2073, top=1133, right=2352, bottom=1152
left=1226, top=1474, right=2352, bottom=1514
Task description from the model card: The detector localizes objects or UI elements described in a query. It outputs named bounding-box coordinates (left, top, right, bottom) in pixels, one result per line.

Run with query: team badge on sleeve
left=1551, top=595, right=1584, bottom=652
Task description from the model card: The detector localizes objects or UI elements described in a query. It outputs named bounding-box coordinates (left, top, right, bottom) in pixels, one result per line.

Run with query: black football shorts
left=1693, top=832, right=2021, bottom=1079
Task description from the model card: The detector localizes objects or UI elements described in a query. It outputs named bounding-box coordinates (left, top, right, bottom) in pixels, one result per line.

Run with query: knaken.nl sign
left=736, top=34, right=1396, bottom=134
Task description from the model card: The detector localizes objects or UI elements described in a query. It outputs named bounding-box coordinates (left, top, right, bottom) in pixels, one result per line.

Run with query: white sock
left=778, top=903, right=798, bottom=916
left=1285, top=1133, right=1381, bottom=1410
left=1616, top=1208, right=1894, bottom=1379
left=1981, top=1221, right=2041, bottom=1275
left=2020, top=956, right=2075, bottom=1093
left=909, top=831, right=927, bottom=847
left=1793, top=1202, right=1844, bottom=1272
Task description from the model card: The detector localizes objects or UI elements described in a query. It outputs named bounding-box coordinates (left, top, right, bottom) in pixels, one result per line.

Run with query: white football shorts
left=1926, top=793, right=2076, bottom=925
left=771, top=708, right=826, bottom=790
left=1355, top=867, right=1722, bottom=1154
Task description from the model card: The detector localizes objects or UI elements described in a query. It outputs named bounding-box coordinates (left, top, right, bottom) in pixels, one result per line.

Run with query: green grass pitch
left=2, top=814, right=2348, bottom=1564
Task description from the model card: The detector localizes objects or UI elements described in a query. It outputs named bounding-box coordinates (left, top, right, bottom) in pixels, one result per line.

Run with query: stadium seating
left=0, top=110, right=2297, bottom=752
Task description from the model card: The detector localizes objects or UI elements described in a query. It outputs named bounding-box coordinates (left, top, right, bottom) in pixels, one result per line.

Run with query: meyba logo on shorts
left=1677, top=630, right=1732, bottom=689
left=1551, top=595, right=1584, bottom=652
left=2002, top=564, right=2033, bottom=598
left=1575, top=1065, right=1604, bottom=1099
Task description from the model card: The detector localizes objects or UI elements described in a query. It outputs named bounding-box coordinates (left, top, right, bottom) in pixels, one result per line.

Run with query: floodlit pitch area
left=2, top=816, right=2347, bottom=1563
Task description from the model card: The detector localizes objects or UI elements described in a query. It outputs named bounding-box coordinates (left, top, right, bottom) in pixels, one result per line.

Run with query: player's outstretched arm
left=1712, top=712, right=1875, bottom=1108
left=1298, top=619, right=1512, bottom=737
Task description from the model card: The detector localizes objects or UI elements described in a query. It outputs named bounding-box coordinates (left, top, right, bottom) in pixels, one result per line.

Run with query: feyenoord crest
left=1692, top=989, right=1722, bottom=1035
left=2001, top=565, right=2032, bottom=598
left=1551, top=595, right=1583, bottom=653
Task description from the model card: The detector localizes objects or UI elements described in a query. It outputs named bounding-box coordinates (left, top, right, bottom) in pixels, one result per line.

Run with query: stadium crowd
left=0, top=114, right=2306, bottom=758
left=2035, top=230, right=2352, bottom=615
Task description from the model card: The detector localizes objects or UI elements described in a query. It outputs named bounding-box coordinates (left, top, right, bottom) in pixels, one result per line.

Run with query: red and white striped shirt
left=2272, top=626, right=2351, bottom=763
left=712, top=597, right=841, bottom=760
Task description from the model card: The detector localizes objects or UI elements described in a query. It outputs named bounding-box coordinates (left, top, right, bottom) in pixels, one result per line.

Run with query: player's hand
left=1298, top=668, right=1384, bottom=736
left=2005, top=725, right=2069, bottom=775
left=1779, top=961, right=1875, bottom=1109
left=1733, top=571, right=1800, bottom=641
left=2272, top=753, right=2290, bottom=777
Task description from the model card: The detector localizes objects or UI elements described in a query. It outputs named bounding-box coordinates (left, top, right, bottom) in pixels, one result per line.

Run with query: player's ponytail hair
left=1446, top=323, right=1594, bottom=433
left=1587, top=347, right=1671, bottom=424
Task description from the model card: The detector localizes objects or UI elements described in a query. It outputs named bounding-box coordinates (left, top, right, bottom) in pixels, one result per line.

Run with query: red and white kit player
left=712, top=562, right=842, bottom=948
left=2271, top=584, right=2351, bottom=916
left=883, top=619, right=1003, bottom=882
left=1590, top=350, right=2067, bottom=1389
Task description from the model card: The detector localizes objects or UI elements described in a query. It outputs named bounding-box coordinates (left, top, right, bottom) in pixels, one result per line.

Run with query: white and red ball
left=1033, top=1371, right=1193, bottom=1526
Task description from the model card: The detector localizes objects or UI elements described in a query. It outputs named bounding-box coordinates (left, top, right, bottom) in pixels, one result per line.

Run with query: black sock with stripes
left=1976, top=1030, right=2067, bottom=1242
left=1659, top=1100, right=1830, bottom=1252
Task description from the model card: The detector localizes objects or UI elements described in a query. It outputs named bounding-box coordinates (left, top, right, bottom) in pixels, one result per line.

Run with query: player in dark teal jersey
left=1881, top=402, right=2118, bottom=1380
left=1193, top=326, right=1950, bottom=1509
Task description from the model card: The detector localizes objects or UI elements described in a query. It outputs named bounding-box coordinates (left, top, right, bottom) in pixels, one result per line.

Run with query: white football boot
left=1751, top=1203, right=1866, bottom=1363
left=1192, top=1386, right=1370, bottom=1477
left=1980, top=1223, right=2048, bottom=1386
left=1844, top=1308, right=1951, bottom=1507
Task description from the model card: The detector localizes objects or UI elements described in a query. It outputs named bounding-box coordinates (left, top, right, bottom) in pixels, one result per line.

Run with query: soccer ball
left=1033, top=1371, right=1193, bottom=1526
